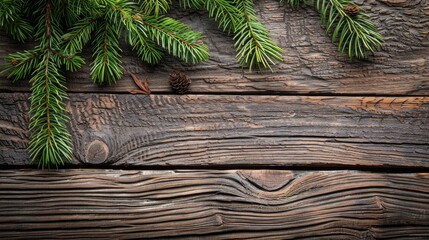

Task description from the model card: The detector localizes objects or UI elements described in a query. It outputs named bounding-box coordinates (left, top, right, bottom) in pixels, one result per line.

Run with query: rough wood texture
left=1, top=0, right=428, bottom=95
left=0, top=169, right=429, bottom=239
left=1, top=93, right=428, bottom=167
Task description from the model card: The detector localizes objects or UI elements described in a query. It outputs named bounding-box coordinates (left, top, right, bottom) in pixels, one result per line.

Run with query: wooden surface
left=1, top=0, right=428, bottom=95
left=1, top=0, right=429, bottom=239
left=1, top=93, right=428, bottom=167
left=1, top=169, right=429, bottom=239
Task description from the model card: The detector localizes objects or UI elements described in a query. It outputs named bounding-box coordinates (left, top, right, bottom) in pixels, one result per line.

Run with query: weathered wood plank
left=1, top=93, right=428, bottom=167
left=0, top=169, right=428, bottom=239
left=1, top=0, right=428, bottom=95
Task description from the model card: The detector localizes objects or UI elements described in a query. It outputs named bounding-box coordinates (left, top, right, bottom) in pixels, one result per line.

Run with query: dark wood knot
left=239, top=170, right=295, bottom=191
left=85, top=139, right=109, bottom=164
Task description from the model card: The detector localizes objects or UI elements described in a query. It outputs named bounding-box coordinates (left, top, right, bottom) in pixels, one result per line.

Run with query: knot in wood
left=239, top=170, right=294, bottom=192
left=85, top=139, right=109, bottom=164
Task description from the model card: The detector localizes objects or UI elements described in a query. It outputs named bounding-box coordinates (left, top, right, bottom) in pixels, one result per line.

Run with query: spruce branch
left=280, top=0, right=383, bottom=59
left=180, top=0, right=204, bottom=9
left=314, top=0, right=383, bottom=59
left=204, top=0, right=238, bottom=33
left=234, top=0, right=283, bottom=71
left=27, top=0, right=73, bottom=168
left=62, top=0, right=209, bottom=83
left=90, top=20, right=123, bottom=85
left=53, top=50, right=85, bottom=72
left=181, top=0, right=237, bottom=33
left=28, top=53, right=72, bottom=169
left=62, top=17, right=99, bottom=54
left=128, top=16, right=163, bottom=65
left=184, top=0, right=283, bottom=71
left=139, top=0, right=172, bottom=16
left=142, top=15, right=209, bottom=64
left=0, top=0, right=33, bottom=41
left=0, top=0, right=385, bottom=169
left=280, top=0, right=306, bottom=8
left=64, top=0, right=100, bottom=27
left=2, top=49, right=43, bottom=82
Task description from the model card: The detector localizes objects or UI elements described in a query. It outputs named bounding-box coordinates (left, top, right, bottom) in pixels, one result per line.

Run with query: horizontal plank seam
left=2, top=165, right=429, bottom=173
left=1, top=90, right=429, bottom=98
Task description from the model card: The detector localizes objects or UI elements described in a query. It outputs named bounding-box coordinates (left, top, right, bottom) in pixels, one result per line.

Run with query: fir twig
left=128, top=15, right=164, bottom=65
left=28, top=0, right=74, bottom=169
left=0, top=0, right=33, bottom=42
left=280, top=0, right=383, bottom=59
left=90, top=20, right=123, bottom=85
left=142, top=15, right=209, bottom=64
left=234, top=0, right=283, bottom=71
left=139, top=0, right=172, bottom=16
left=29, top=53, right=72, bottom=169
left=2, top=50, right=43, bottom=82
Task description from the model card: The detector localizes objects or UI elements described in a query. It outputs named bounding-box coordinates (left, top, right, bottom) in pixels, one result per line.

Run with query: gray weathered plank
left=1, top=93, right=428, bottom=167
left=1, top=0, right=428, bottom=95
left=0, top=169, right=429, bottom=239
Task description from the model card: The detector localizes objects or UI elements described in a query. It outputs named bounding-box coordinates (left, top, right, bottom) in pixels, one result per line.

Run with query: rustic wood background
left=1, top=0, right=429, bottom=239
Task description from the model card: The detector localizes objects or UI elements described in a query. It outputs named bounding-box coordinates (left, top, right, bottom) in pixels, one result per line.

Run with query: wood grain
left=0, top=169, right=428, bottom=239
left=1, top=0, right=428, bottom=95
left=1, top=93, right=428, bottom=167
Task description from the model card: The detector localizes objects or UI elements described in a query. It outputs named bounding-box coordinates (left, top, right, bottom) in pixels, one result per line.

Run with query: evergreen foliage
left=1, top=0, right=209, bottom=168
left=281, top=0, right=383, bottom=59
left=0, top=0, right=33, bottom=42
left=0, top=0, right=383, bottom=168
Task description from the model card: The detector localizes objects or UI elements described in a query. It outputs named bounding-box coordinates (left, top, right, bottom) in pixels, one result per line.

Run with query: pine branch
left=234, top=0, right=283, bottom=71
left=62, top=17, right=99, bottom=54
left=33, top=0, right=64, bottom=50
left=28, top=53, right=72, bottom=169
left=184, top=0, right=283, bottom=71
left=279, top=0, right=383, bottom=59
left=205, top=0, right=238, bottom=33
left=180, top=0, right=204, bottom=9
left=180, top=0, right=237, bottom=32
left=27, top=0, right=73, bottom=169
left=128, top=15, right=163, bottom=65
left=1, top=49, right=43, bottom=82
left=63, top=0, right=100, bottom=27
left=53, top=50, right=85, bottom=72
left=89, top=0, right=138, bottom=85
left=280, top=0, right=306, bottom=8
left=142, top=15, right=209, bottom=64
left=104, top=0, right=136, bottom=31
left=90, top=20, right=123, bottom=85
left=139, top=0, right=171, bottom=16
left=0, top=0, right=33, bottom=42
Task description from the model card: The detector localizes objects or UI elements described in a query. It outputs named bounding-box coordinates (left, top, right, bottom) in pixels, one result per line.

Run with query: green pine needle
left=0, top=0, right=33, bottom=42
left=2, top=49, right=43, bottom=82
left=204, top=0, right=238, bottom=33
left=280, top=0, right=383, bottom=59
left=281, top=0, right=306, bottom=8
left=0, top=0, right=384, bottom=169
left=62, top=17, right=99, bottom=54
left=234, top=0, right=283, bottom=71
left=28, top=53, right=73, bottom=169
left=128, top=15, right=164, bottom=65
left=139, top=0, right=172, bottom=16
left=143, top=15, right=209, bottom=64
left=90, top=20, right=123, bottom=85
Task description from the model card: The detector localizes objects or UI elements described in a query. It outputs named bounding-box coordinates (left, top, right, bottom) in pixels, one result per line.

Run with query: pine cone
left=343, top=5, right=360, bottom=17
left=169, top=71, right=191, bottom=94
left=11, top=59, right=19, bottom=66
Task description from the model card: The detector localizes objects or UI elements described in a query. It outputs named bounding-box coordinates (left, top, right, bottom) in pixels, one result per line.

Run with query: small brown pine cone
left=169, top=71, right=191, bottom=94
left=343, top=5, right=360, bottom=17
left=11, top=59, right=19, bottom=66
